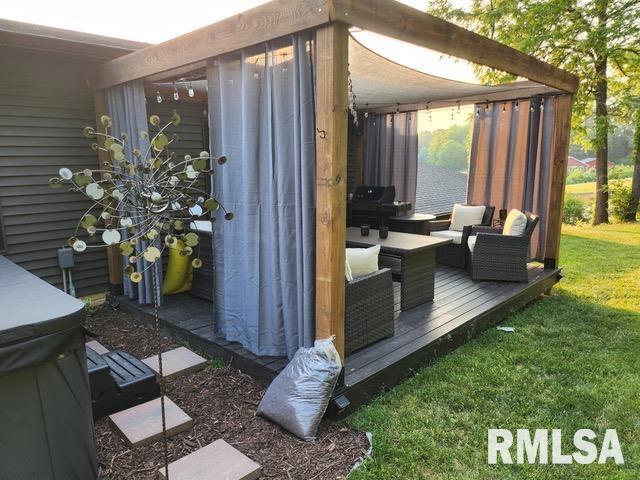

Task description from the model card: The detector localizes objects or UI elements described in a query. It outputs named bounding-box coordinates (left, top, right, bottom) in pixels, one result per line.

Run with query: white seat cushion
left=467, top=235, right=477, bottom=252
left=346, top=245, right=380, bottom=280
left=450, top=204, right=486, bottom=231
left=503, top=209, right=527, bottom=236
left=431, top=229, right=463, bottom=245
left=345, top=256, right=354, bottom=282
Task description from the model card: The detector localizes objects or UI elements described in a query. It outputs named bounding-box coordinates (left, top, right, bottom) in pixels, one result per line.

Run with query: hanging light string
left=347, top=66, right=359, bottom=127
left=360, top=93, right=559, bottom=116
left=155, top=74, right=205, bottom=103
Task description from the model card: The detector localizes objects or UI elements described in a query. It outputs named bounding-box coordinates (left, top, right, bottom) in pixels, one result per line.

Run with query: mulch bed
left=86, top=306, right=369, bottom=480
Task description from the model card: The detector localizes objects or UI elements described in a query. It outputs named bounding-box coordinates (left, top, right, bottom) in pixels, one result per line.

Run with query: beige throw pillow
left=450, top=204, right=486, bottom=232
left=503, top=209, right=528, bottom=236
left=345, top=257, right=354, bottom=282
left=345, top=245, right=380, bottom=280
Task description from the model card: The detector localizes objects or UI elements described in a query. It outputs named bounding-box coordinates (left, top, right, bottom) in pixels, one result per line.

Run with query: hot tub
left=0, top=256, right=97, bottom=479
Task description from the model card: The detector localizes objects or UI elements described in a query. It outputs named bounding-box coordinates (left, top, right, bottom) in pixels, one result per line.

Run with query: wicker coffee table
left=347, top=228, right=452, bottom=311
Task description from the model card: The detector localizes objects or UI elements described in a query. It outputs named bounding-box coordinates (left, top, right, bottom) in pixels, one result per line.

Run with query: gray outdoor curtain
left=467, top=96, right=557, bottom=259
left=363, top=111, right=418, bottom=205
left=107, top=81, right=162, bottom=305
left=207, top=33, right=316, bottom=358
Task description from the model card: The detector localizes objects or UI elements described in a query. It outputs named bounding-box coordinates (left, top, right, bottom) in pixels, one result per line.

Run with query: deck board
left=345, top=264, right=552, bottom=381
left=118, top=262, right=561, bottom=416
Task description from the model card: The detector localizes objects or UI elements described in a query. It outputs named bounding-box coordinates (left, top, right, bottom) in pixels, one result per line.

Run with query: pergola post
left=544, top=94, right=574, bottom=268
left=93, top=89, right=124, bottom=295
left=314, top=22, right=349, bottom=362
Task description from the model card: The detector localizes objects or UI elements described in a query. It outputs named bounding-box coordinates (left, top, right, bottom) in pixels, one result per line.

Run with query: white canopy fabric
left=348, top=34, right=558, bottom=111
left=154, top=33, right=558, bottom=111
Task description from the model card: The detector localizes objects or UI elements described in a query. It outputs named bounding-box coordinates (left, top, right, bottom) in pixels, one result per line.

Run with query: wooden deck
left=118, top=263, right=561, bottom=418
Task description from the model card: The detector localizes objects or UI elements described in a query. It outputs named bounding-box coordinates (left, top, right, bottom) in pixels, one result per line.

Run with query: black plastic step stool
left=86, top=346, right=116, bottom=419
left=85, top=347, right=159, bottom=419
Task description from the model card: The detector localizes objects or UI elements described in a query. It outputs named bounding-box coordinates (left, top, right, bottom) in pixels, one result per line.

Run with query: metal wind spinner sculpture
left=49, top=111, right=231, bottom=281
left=49, top=111, right=231, bottom=479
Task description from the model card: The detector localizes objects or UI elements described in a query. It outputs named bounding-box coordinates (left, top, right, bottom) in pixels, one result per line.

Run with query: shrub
left=609, top=165, right=635, bottom=180
left=563, top=196, right=589, bottom=224
left=565, top=165, right=633, bottom=185
left=609, top=180, right=637, bottom=222
left=566, top=169, right=594, bottom=185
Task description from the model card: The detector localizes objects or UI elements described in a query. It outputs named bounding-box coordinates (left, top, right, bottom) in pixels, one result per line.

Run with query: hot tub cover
left=0, top=255, right=85, bottom=374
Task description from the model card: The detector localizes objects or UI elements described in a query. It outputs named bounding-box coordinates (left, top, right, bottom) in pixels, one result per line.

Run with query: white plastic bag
left=256, top=337, right=342, bottom=441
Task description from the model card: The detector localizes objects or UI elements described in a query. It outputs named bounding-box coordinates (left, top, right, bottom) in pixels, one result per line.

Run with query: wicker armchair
left=427, top=205, right=495, bottom=268
left=345, top=268, right=394, bottom=355
left=467, top=211, right=539, bottom=282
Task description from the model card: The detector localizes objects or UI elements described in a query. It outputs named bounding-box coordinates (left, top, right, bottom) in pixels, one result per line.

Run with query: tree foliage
left=426, top=0, right=640, bottom=223
left=419, top=125, right=471, bottom=171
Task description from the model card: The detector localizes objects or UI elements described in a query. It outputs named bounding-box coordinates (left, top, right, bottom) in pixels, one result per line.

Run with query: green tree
left=418, top=130, right=433, bottom=163
left=427, top=0, right=640, bottom=224
left=426, top=124, right=471, bottom=171
left=627, top=101, right=640, bottom=219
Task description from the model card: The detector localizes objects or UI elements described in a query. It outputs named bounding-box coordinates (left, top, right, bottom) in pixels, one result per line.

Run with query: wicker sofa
left=427, top=205, right=495, bottom=268
left=345, top=268, right=394, bottom=355
left=467, top=211, right=539, bottom=282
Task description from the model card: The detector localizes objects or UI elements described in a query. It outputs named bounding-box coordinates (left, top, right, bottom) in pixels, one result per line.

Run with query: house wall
left=0, top=46, right=109, bottom=296
left=0, top=44, right=208, bottom=297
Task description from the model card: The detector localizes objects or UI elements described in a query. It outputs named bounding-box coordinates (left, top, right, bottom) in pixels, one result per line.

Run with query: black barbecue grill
left=348, top=185, right=412, bottom=229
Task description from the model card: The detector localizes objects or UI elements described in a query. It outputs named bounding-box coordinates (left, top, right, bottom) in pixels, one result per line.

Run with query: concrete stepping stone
left=109, top=396, right=193, bottom=447
left=86, top=339, right=109, bottom=355
left=142, top=346, right=208, bottom=380
left=158, top=439, right=261, bottom=480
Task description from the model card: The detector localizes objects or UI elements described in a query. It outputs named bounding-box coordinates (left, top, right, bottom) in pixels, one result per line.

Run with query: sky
left=0, top=0, right=478, bottom=84
left=0, top=0, right=475, bottom=130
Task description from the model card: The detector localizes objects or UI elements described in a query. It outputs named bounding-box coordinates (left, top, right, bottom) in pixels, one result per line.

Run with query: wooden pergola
left=85, top=0, right=577, bottom=360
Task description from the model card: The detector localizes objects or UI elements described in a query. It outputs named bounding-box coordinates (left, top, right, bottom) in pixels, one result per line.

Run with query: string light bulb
left=515, top=100, right=520, bottom=112
left=188, top=82, right=195, bottom=98
left=173, top=83, right=179, bottom=101
left=156, top=90, right=162, bottom=104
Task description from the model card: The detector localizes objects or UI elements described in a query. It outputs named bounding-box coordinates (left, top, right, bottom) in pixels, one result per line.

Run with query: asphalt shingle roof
left=414, top=163, right=468, bottom=216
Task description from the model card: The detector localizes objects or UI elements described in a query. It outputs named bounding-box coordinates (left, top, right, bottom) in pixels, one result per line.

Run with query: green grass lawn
left=347, top=222, right=640, bottom=479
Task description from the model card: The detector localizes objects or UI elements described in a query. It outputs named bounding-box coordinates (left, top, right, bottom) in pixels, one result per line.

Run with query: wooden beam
left=315, top=22, right=349, bottom=362
left=144, top=61, right=206, bottom=84
left=86, top=0, right=330, bottom=90
left=93, top=90, right=123, bottom=294
left=544, top=94, right=573, bottom=269
left=332, top=0, right=579, bottom=94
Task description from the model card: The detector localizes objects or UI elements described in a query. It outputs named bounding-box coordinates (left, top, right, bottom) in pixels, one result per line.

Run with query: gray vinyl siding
left=0, top=47, right=109, bottom=296
left=0, top=47, right=208, bottom=296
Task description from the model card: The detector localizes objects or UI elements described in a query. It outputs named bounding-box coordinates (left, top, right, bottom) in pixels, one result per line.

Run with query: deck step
left=142, top=346, right=208, bottom=380
left=158, top=439, right=261, bottom=480
left=86, top=339, right=109, bottom=354
left=109, top=396, right=193, bottom=447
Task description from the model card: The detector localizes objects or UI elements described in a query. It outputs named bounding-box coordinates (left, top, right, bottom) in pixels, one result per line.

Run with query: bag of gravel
left=256, top=337, right=342, bottom=441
